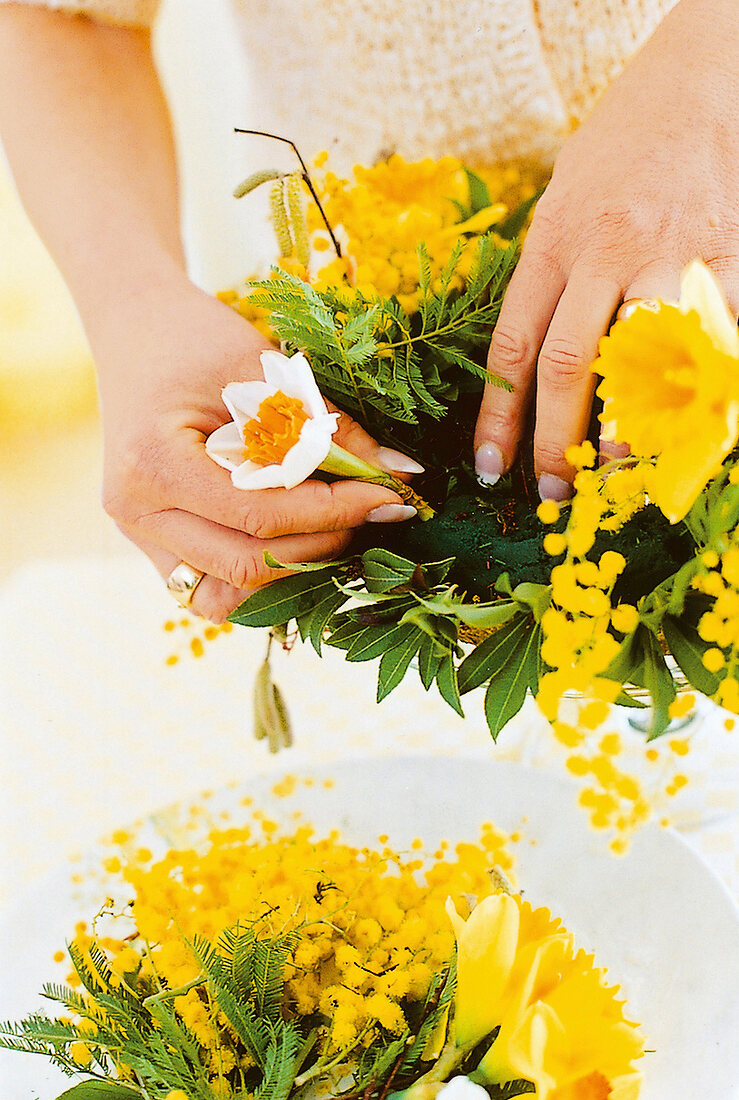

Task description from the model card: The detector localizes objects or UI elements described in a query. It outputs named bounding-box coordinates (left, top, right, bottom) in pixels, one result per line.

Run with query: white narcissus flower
left=205, top=349, right=340, bottom=490
left=436, top=1078, right=489, bottom=1100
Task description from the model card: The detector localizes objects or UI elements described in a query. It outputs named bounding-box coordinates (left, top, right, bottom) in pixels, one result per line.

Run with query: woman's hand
left=474, top=0, right=739, bottom=500
left=0, top=11, right=417, bottom=623
left=98, top=283, right=416, bottom=622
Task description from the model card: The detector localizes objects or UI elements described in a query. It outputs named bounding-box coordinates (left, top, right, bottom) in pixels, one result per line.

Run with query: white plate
left=1, top=758, right=738, bottom=1100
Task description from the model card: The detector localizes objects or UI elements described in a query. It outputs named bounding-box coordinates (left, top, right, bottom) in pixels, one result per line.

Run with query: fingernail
left=366, top=503, right=418, bottom=523
left=475, top=442, right=504, bottom=487
left=376, top=447, right=425, bottom=475
left=599, top=439, right=630, bottom=461
left=538, top=474, right=573, bottom=502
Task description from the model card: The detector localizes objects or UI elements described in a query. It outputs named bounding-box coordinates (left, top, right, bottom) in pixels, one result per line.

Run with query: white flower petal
left=205, top=421, right=246, bottom=472
left=221, top=380, right=272, bottom=426
left=231, top=460, right=293, bottom=491
left=437, top=1079, right=489, bottom=1100
left=260, top=349, right=329, bottom=419
left=679, top=260, right=739, bottom=358
left=280, top=417, right=336, bottom=489
left=207, top=351, right=340, bottom=491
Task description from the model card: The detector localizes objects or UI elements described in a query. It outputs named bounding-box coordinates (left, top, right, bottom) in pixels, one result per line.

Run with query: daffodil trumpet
left=206, top=349, right=434, bottom=519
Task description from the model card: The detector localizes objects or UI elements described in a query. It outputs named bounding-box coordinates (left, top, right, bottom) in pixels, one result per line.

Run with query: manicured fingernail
left=376, top=447, right=425, bottom=475
left=366, top=503, right=418, bottom=523
left=475, top=442, right=504, bottom=487
left=538, top=474, right=573, bottom=502
left=599, top=439, right=630, bottom=461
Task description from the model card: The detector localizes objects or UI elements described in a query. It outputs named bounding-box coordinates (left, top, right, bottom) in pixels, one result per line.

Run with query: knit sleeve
left=534, top=0, right=680, bottom=125
left=0, top=0, right=159, bottom=27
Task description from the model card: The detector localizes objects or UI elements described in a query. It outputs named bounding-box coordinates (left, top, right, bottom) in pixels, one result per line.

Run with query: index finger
left=474, top=242, right=564, bottom=485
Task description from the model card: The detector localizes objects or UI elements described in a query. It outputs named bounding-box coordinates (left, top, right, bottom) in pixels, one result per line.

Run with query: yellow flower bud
left=536, top=500, right=560, bottom=524
left=702, top=647, right=725, bottom=672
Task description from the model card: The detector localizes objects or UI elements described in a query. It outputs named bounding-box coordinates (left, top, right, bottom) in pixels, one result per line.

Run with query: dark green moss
left=362, top=487, right=694, bottom=603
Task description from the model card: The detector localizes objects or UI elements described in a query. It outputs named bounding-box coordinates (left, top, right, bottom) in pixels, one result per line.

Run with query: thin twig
left=234, top=128, right=343, bottom=258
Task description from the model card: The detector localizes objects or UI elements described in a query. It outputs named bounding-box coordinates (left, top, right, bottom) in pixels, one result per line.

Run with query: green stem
left=143, top=974, right=205, bottom=1008
left=320, top=444, right=435, bottom=521
left=406, top=1039, right=475, bottom=1091
left=293, top=1025, right=372, bottom=1088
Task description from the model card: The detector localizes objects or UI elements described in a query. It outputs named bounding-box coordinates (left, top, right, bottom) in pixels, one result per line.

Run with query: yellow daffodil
left=479, top=953, right=644, bottom=1099
left=445, top=893, right=520, bottom=1048
left=595, top=261, right=739, bottom=523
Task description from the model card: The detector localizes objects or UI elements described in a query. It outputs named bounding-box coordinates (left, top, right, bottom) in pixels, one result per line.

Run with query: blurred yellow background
left=0, top=160, right=119, bottom=578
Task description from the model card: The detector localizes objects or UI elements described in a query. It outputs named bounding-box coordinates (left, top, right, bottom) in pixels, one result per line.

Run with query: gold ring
left=616, top=297, right=661, bottom=321
left=166, top=562, right=206, bottom=608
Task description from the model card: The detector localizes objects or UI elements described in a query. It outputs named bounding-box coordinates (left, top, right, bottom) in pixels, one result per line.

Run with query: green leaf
left=603, top=627, right=643, bottom=684
left=251, top=939, right=293, bottom=1022
left=256, top=1022, right=302, bottom=1100
left=662, top=614, right=722, bottom=695
left=605, top=625, right=676, bottom=738
left=484, top=621, right=540, bottom=740
left=496, top=187, right=545, bottom=240
left=524, top=623, right=543, bottom=696
left=347, top=622, right=415, bottom=663
left=362, top=548, right=419, bottom=592
left=263, top=551, right=352, bottom=573
left=457, top=613, right=530, bottom=695
left=417, top=636, right=444, bottom=690
left=300, top=588, right=350, bottom=655
left=377, top=628, right=424, bottom=701
left=56, top=1085, right=144, bottom=1100
left=454, top=599, right=519, bottom=629
left=464, top=167, right=492, bottom=215
left=229, top=567, right=341, bottom=627
left=325, top=615, right=370, bottom=651
left=511, top=582, right=551, bottom=622
left=436, top=653, right=464, bottom=716
left=640, top=630, right=677, bottom=739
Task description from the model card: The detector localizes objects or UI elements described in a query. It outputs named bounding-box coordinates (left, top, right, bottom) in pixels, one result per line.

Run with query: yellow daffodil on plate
left=595, top=261, right=739, bottom=523
left=421, top=893, right=644, bottom=1100
left=206, top=348, right=434, bottom=516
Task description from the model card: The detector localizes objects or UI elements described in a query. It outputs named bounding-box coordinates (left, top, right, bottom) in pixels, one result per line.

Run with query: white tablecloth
left=2, top=543, right=738, bottom=906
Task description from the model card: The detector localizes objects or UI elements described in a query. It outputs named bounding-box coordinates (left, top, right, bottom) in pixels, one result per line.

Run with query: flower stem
left=320, top=444, right=435, bottom=521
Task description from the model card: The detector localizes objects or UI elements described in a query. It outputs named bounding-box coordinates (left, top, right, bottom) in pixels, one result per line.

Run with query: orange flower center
left=551, top=1072, right=612, bottom=1100
left=242, top=390, right=309, bottom=466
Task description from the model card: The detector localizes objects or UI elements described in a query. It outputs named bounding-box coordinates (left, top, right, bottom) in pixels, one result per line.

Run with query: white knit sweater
left=5, top=0, right=679, bottom=167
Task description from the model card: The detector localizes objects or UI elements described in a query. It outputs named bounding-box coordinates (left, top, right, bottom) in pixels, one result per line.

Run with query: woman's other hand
left=474, top=0, right=739, bottom=500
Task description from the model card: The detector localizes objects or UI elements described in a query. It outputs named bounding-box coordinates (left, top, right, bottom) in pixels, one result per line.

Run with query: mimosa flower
left=206, top=349, right=340, bottom=490
left=595, top=261, right=739, bottom=523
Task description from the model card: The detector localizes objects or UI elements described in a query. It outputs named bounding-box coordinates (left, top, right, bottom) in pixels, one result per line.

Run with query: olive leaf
left=229, top=566, right=345, bottom=627
left=56, top=1086, right=144, bottom=1100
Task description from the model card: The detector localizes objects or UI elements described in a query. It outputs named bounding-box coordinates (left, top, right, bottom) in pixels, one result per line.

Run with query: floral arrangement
left=0, top=807, right=644, bottom=1100
left=208, top=151, right=739, bottom=792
